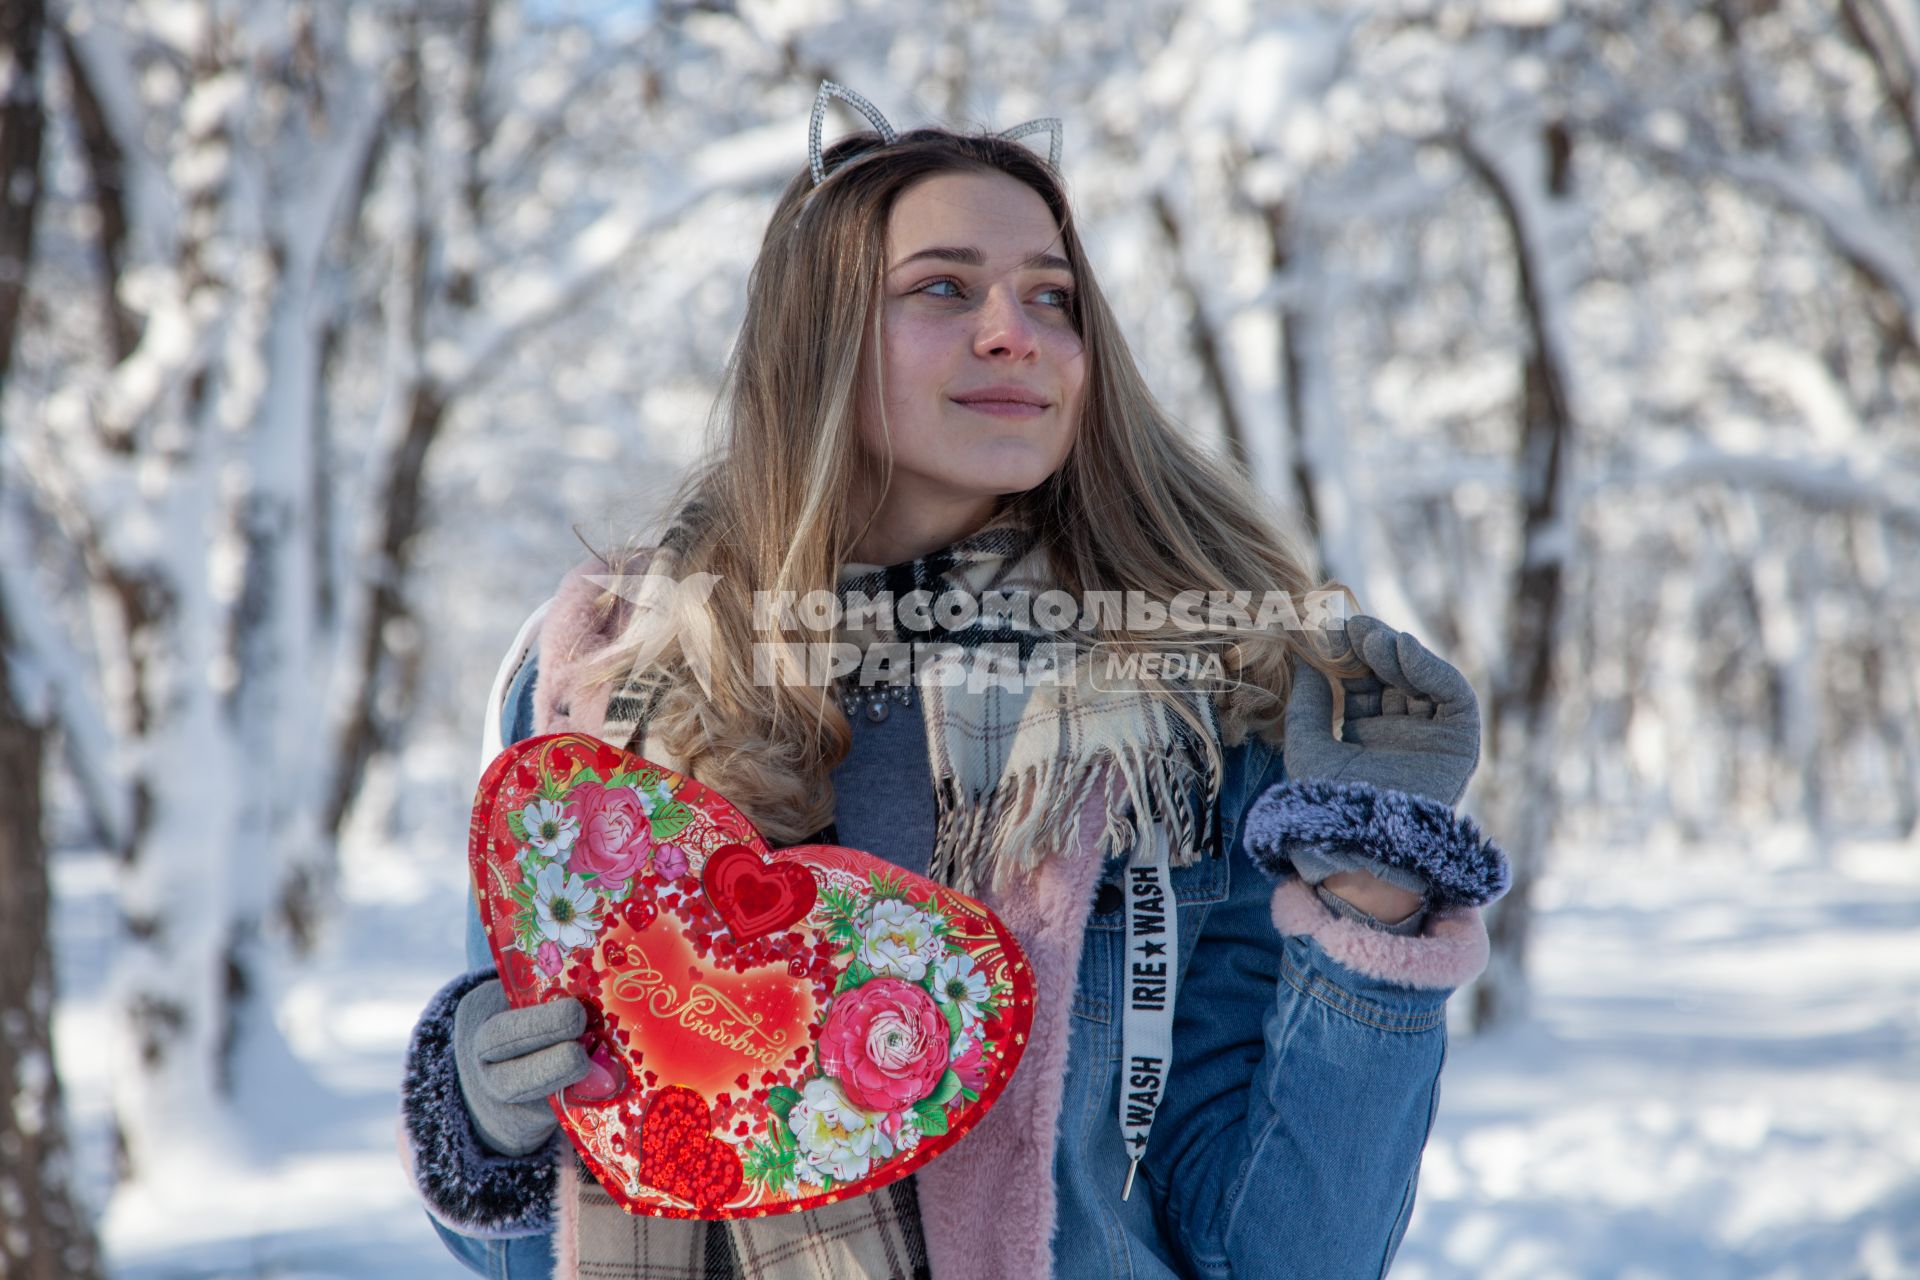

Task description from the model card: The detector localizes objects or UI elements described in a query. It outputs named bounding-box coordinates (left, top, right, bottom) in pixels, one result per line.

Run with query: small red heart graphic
left=638, top=1086, right=744, bottom=1211
left=701, top=844, right=817, bottom=941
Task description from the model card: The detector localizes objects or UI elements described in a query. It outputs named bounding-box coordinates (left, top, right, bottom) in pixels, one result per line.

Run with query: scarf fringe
left=930, top=733, right=1220, bottom=896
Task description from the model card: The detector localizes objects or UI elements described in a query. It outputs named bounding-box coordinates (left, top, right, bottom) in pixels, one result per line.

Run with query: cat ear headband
left=807, top=79, right=1063, bottom=185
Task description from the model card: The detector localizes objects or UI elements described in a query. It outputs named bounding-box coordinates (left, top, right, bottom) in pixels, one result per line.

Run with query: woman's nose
left=971, top=284, right=1040, bottom=360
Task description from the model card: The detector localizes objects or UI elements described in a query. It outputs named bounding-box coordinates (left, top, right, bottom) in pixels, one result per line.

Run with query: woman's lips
left=952, top=399, right=1048, bottom=418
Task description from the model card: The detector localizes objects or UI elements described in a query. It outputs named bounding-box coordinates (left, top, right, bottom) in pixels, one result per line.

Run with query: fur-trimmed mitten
left=1255, top=616, right=1509, bottom=934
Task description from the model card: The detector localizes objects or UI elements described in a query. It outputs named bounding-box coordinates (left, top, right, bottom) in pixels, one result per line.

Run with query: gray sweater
left=824, top=696, right=937, bottom=879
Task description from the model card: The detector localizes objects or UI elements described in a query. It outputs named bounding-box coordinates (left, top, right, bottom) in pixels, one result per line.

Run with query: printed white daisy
left=532, top=862, right=600, bottom=949
left=930, top=951, right=991, bottom=1031
left=520, top=798, right=579, bottom=855
left=856, top=898, right=944, bottom=983
left=788, top=1078, right=893, bottom=1183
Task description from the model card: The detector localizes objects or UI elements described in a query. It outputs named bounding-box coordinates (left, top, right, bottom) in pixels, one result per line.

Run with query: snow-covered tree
left=8, top=0, right=672, bottom=1189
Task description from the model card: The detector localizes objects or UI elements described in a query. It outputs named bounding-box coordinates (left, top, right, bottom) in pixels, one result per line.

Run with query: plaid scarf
left=560, top=1153, right=930, bottom=1279
left=564, top=510, right=1219, bottom=1280
left=830, top=515, right=1219, bottom=894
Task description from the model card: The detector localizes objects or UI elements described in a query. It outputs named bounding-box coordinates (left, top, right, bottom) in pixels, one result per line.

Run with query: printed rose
left=565, top=782, right=653, bottom=884
left=818, top=976, right=950, bottom=1112
left=536, top=940, right=563, bottom=976
left=855, top=899, right=944, bottom=982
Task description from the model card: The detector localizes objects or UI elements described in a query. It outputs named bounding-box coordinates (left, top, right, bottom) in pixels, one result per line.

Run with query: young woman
left=400, top=83, right=1508, bottom=1280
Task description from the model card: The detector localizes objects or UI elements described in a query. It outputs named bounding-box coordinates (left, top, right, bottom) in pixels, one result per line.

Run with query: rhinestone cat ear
left=808, top=81, right=1065, bottom=185
left=809, top=80, right=900, bottom=185
left=997, top=116, right=1063, bottom=171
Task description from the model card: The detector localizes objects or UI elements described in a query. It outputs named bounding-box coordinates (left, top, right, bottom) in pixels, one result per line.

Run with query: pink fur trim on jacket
left=913, top=779, right=1115, bottom=1280
left=535, top=553, right=652, bottom=738
left=556, top=1156, right=580, bottom=1276
left=1270, top=876, right=1490, bottom=989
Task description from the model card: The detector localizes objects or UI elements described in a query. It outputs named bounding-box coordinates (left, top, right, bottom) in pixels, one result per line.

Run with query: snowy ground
left=51, top=829, right=1920, bottom=1278
left=1401, top=840, right=1920, bottom=1280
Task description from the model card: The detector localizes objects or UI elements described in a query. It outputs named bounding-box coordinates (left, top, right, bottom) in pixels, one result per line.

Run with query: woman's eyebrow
left=889, top=245, right=1074, bottom=274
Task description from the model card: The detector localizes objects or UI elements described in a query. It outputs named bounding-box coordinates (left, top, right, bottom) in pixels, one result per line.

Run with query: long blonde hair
left=576, top=126, right=1356, bottom=843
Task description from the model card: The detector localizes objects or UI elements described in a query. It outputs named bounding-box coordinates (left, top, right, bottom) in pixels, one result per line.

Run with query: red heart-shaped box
left=469, top=732, right=1035, bottom=1220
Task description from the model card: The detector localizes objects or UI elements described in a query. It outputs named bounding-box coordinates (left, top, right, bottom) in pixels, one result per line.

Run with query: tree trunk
left=0, top=606, right=105, bottom=1280
left=1459, top=120, right=1579, bottom=1033
left=1150, top=188, right=1251, bottom=474
left=0, top=0, right=46, bottom=385
left=1263, top=200, right=1324, bottom=551
left=0, top=0, right=105, bottom=1269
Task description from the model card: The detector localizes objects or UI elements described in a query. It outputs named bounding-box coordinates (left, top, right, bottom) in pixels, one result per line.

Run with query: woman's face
left=856, top=169, right=1087, bottom=513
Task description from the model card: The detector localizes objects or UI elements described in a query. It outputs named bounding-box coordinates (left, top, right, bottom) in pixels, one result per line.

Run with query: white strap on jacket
left=1119, top=815, right=1179, bottom=1200
left=479, top=600, right=554, bottom=778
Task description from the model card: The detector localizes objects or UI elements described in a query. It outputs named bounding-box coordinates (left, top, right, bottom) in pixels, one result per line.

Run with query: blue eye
left=916, top=277, right=1076, bottom=309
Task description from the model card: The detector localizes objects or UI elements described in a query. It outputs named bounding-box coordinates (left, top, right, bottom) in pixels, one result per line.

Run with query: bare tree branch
left=1150, top=188, right=1252, bottom=474
left=1609, top=123, right=1920, bottom=363
left=1590, top=443, right=1920, bottom=533
left=1839, top=0, right=1920, bottom=182
left=56, top=28, right=139, bottom=363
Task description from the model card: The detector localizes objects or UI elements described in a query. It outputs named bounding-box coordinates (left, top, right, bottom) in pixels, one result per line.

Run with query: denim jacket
left=407, top=649, right=1495, bottom=1279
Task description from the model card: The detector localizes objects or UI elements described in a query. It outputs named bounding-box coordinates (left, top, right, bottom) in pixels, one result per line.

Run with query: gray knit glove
left=1286, top=614, right=1482, bottom=807
left=451, top=980, right=590, bottom=1157
left=1281, top=615, right=1484, bottom=932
